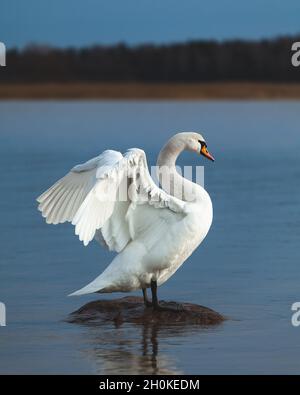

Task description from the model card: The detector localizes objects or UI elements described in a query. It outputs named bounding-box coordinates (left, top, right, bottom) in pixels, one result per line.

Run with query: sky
left=1, top=0, right=300, bottom=48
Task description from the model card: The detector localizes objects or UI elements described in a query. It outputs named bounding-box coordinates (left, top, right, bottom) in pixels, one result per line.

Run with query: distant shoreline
left=1, top=82, right=300, bottom=100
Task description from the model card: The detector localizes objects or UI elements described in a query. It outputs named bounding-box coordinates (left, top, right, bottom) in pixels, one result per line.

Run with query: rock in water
left=67, top=296, right=225, bottom=326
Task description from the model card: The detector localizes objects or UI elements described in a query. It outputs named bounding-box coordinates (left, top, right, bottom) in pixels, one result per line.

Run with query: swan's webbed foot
left=153, top=301, right=185, bottom=312
left=148, top=280, right=185, bottom=312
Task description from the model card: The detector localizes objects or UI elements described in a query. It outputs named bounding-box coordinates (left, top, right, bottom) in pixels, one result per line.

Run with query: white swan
left=37, top=132, right=214, bottom=309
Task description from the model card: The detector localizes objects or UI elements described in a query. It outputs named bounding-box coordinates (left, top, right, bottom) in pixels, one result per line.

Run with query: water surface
left=0, top=100, right=299, bottom=374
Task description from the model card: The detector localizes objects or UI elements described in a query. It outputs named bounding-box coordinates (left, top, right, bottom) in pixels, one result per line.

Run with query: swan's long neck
left=157, top=135, right=185, bottom=168
left=156, top=136, right=199, bottom=202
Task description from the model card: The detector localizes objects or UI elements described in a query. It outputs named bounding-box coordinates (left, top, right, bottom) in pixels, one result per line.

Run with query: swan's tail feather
left=69, top=284, right=105, bottom=296
left=69, top=243, right=138, bottom=296
left=68, top=275, right=109, bottom=296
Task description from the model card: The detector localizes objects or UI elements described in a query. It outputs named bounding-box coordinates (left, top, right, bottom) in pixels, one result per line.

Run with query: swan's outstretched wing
left=37, top=150, right=123, bottom=226
left=37, top=148, right=187, bottom=248
left=71, top=148, right=187, bottom=247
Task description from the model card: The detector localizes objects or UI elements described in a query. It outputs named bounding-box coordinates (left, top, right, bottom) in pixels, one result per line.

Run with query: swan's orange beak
left=200, top=145, right=215, bottom=162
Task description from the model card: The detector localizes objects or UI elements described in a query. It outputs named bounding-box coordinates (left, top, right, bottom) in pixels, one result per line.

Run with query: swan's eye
left=198, top=140, right=207, bottom=148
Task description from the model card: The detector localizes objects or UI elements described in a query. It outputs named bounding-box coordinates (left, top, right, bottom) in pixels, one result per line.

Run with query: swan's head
left=175, top=132, right=215, bottom=162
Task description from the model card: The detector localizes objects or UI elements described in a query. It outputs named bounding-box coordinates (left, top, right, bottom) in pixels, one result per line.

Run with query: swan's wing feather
left=98, top=200, right=131, bottom=252
left=38, top=148, right=186, bottom=250
left=71, top=148, right=187, bottom=248
left=37, top=150, right=123, bottom=225
left=124, top=148, right=186, bottom=214
left=123, top=149, right=187, bottom=245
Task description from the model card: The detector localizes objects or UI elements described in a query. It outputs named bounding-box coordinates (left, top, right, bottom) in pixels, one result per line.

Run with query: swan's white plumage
left=37, top=147, right=187, bottom=250
left=37, top=133, right=213, bottom=296
left=37, top=150, right=123, bottom=226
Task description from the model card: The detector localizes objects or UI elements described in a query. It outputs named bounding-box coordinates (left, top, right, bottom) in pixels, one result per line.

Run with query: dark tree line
left=1, top=36, right=300, bottom=83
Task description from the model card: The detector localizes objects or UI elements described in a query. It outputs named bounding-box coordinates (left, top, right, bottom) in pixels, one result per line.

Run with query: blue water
left=0, top=100, right=300, bottom=374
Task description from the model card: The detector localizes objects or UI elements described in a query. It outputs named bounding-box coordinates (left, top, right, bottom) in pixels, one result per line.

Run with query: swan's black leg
left=142, top=288, right=152, bottom=307
left=150, top=280, right=159, bottom=309
left=150, top=279, right=184, bottom=312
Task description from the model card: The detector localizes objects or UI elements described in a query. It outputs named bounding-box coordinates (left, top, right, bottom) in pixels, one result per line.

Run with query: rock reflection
left=84, top=323, right=184, bottom=375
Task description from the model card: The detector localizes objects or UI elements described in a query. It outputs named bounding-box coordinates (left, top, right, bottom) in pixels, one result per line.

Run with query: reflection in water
left=77, top=321, right=204, bottom=375
left=68, top=296, right=223, bottom=374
